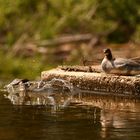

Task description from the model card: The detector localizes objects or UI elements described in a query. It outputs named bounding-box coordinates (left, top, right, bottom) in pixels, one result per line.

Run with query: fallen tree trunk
left=41, top=67, right=140, bottom=99
left=37, top=34, right=94, bottom=46
left=37, top=28, right=118, bottom=47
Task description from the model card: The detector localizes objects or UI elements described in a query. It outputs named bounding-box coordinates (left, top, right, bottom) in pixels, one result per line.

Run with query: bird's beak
left=103, top=51, right=108, bottom=56
left=104, top=52, right=109, bottom=55
left=103, top=49, right=110, bottom=56
left=103, top=49, right=106, bottom=53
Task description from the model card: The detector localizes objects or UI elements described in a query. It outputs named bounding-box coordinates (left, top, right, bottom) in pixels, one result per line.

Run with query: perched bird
left=101, top=48, right=140, bottom=75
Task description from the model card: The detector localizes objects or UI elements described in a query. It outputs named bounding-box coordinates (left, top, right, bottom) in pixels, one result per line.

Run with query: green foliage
left=0, top=51, right=44, bottom=79
left=97, top=0, right=140, bottom=42
left=1, top=0, right=140, bottom=79
left=0, top=0, right=140, bottom=44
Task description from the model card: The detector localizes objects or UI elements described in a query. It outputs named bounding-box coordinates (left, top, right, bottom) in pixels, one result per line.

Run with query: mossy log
left=41, top=66, right=140, bottom=99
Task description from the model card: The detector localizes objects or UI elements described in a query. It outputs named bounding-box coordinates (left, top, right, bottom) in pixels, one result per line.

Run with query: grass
left=0, top=51, right=54, bottom=80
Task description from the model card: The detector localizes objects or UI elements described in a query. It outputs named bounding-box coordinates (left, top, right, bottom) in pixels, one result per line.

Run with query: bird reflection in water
left=4, top=78, right=74, bottom=108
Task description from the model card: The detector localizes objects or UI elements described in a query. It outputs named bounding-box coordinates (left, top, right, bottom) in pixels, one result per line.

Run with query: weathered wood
left=58, top=65, right=102, bottom=73
left=37, top=34, right=93, bottom=46
left=41, top=67, right=140, bottom=99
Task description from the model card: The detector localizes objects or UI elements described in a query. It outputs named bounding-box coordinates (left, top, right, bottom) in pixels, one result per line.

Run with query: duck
left=7, top=78, right=29, bottom=86
left=101, top=48, right=140, bottom=75
left=4, top=78, right=30, bottom=92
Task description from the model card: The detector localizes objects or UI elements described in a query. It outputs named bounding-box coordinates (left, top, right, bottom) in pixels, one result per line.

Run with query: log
left=37, top=34, right=94, bottom=46
left=58, top=65, right=102, bottom=73
left=41, top=67, right=140, bottom=99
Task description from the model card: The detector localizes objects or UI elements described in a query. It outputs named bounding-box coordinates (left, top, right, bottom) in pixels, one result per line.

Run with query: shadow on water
left=0, top=78, right=140, bottom=140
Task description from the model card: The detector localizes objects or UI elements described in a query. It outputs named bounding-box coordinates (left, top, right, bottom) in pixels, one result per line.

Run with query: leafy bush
left=0, top=0, right=140, bottom=45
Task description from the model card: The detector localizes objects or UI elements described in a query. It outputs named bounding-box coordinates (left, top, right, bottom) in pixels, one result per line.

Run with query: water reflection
left=0, top=91, right=140, bottom=140
left=1, top=78, right=140, bottom=140
left=72, top=94, right=140, bottom=139
left=4, top=78, right=74, bottom=107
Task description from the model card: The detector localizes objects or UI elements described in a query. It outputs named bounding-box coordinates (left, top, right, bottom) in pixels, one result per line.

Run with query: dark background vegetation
left=0, top=0, right=140, bottom=79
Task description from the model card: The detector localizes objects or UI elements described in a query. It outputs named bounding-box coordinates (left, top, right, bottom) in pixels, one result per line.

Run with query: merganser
left=101, top=48, right=140, bottom=75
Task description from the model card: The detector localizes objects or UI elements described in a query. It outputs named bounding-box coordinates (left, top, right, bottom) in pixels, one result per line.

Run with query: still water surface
left=0, top=91, right=140, bottom=140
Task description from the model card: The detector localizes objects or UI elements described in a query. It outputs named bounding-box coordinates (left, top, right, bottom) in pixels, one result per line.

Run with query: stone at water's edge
left=41, top=68, right=140, bottom=99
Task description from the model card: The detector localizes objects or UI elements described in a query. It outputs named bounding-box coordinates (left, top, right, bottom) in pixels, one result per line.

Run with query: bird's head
left=103, top=48, right=113, bottom=60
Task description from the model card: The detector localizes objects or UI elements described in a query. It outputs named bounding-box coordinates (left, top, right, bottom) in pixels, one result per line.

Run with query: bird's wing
left=112, top=58, right=140, bottom=74
left=114, top=58, right=140, bottom=67
left=130, top=57, right=140, bottom=64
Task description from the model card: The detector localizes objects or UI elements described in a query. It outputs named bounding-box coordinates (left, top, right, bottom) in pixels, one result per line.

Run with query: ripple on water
left=0, top=78, right=140, bottom=140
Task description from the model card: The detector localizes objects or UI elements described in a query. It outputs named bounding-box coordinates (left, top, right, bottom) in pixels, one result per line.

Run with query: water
left=0, top=79, right=140, bottom=140
left=3, top=78, right=74, bottom=106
